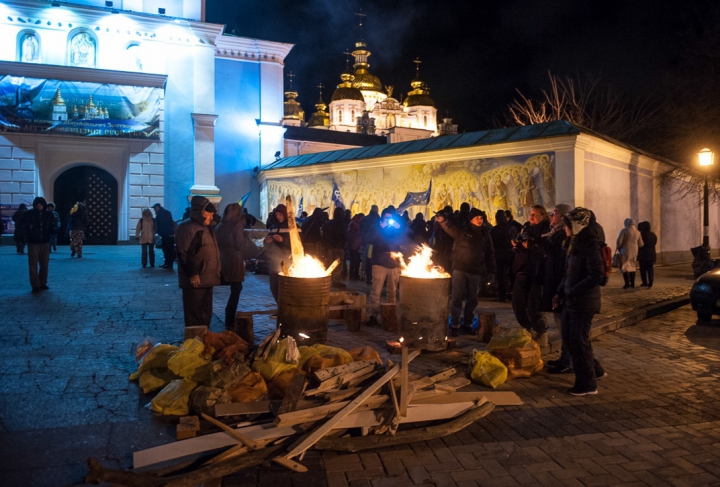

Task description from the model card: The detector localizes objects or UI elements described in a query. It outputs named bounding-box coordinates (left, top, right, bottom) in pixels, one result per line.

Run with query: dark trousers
left=561, top=308, right=604, bottom=392
left=349, top=249, right=361, bottom=278
left=182, top=286, right=214, bottom=327
left=495, top=254, right=512, bottom=301
left=557, top=312, right=573, bottom=369
left=639, top=261, right=654, bottom=285
left=141, top=243, right=155, bottom=267
left=364, top=245, right=373, bottom=283
left=161, top=235, right=175, bottom=266
left=225, top=282, right=243, bottom=328
left=14, top=234, right=25, bottom=253
left=269, top=272, right=280, bottom=303
left=28, top=243, right=50, bottom=288
left=512, top=273, right=546, bottom=333
left=451, top=270, right=481, bottom=328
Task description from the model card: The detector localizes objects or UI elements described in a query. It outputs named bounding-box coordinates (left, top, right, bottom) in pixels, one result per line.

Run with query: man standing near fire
left=366, top=207, right=406, bottom=326
left=435, top=208, right=496, bottom=336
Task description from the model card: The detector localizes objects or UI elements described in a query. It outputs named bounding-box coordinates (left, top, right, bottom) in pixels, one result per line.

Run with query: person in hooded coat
left=22, top=196, right=55, bottom=292
left=135, top=208, right=156, bottom=267
left=12, top=203, right=28, bottom=254
left=264, top=204, right=292, bottom=303
left=176, top=196, right=221, bottom=328
left=68, top=201, right=89, bottom=258
left=554, top=207, right=607, bottom=395
left=360, top=205, right=380, bottom=283
left=409, top=212, right=429, bottom=245
left=217, top=203, right=247, bottom=329
left=637, top=221, right=657, bottom=288
left=320, top=207, right=348, bottom=286
left=301, top=207, right=325, bottom=259
left=347, top=213, right=364, bottom=280
left=490, top=209, right=513, bottom=302
left=616, top=218, right=643, bottom=288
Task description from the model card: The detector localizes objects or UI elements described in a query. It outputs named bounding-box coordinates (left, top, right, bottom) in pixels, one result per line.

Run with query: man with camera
left=511, top=205, right=551, bottom=344
left=366, top=207, right=406, bottom=326
left=435, top=208, right=496, bottom=336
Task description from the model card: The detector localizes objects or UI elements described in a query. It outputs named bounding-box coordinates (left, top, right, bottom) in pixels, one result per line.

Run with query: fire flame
left=287, top=254, right=329, bottom=278
left=393, top=244, right=450, bottom=279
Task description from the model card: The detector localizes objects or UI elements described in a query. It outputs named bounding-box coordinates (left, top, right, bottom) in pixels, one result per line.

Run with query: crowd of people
left=11, top=191, right=661, bottom=397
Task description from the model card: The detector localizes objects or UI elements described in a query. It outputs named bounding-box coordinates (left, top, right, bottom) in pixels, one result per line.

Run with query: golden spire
left=315, top=83, right=326, bottom=110
left=52, top=87, right=65, bottom=106
left=283, top=71, right=305, bottom=121
left=308, top=83, right=329, bottom=127
left=86, top=95, right=96, bottom=108
left=405, top=58, right=435, bottom=108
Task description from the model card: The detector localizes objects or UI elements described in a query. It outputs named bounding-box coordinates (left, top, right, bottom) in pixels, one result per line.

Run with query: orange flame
left=393, top=244, right=450, bottom=279
left=287, top=254, right=329, bottom=278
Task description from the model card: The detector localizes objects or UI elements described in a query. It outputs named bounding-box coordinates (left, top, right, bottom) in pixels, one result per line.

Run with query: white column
left=189, top=113, right=221, bottom=204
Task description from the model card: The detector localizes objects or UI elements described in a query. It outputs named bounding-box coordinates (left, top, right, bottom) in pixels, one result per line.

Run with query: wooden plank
left=272, top=456, right=308, bottom=473
left=313, top=360, right=378, bottom=382
left=283, top=350, right=420, bottom=460
left=434, top=377, right=471, bottom=393
left=306, top=362, right=377, bottom=396
left=336, top=401, right=476, bottom=429
left=344, top=369, right=379, bottom=389
left=410, top=389, right=450, bottom=402
left=411, top=391, right=523, bottom=406
left=262, top=328, right=282, bottom=361
left=201, top=413, right=261, bottom=450
left=274, top=395, right=389, bottom=427
left=215, top=399, right=324, bottom=417
left=409, top=367, right=457, bottom=390
left=133, top=423, right=301, bottom=469
left=285, top=195, right=305, bottom=264
left=318, top=388, right=361, bottom=403
left=400, top=346, right=409, bottom=417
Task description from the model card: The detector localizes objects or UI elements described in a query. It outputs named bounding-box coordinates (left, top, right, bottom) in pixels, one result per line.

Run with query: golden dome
left=331, top=71, right=365, bottom=102
left=308, top=88, right=329, bottom=127
left=351, top=41, right=383, bottom=92
left=86, top=95, right=96, bottom=108
left=283, top=91, right=305, bottom=121
left=52, top=88, right=65, bottom=106
left=404, top=61, right=435, bottom=108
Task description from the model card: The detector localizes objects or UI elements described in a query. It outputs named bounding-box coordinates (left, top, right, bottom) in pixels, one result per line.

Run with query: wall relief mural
left=262, top=152, right=555, bottom=224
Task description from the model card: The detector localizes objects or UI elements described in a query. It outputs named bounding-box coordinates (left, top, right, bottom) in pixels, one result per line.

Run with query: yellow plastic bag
left=486, top=327, right=533, bottom=351
left=167, top=338, right=211, bottom=379
left=151, top=379, right=197, bottom=416
left=491, top=342, right=544, bottom=379
left=302, top=343, right=354, bottom=373
left=129, top=344, right=180, bottom=380
left=252, top=338, right=300, bottom=381
left=138, top=368, right=181, bottom=394
left=469, top=350, right=508, bottom=389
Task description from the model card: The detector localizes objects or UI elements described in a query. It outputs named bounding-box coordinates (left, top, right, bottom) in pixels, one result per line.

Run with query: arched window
left=351, top=109, right=355, bottom=120
left=68, top=29, right=97, bottom=68
left=126, top=43, right=143, bottom=71
left=18, top=30, right=40, bottom=63
left=424, top=115, right=428, bottom=127
left=387, top=113, right=395, bottom=128
left=338, top=110, right=343, bottom=123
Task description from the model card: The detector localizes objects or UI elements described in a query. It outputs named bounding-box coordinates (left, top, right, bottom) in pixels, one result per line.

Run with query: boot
left=622, top=273, right=630, bottom=289
left=629, top=272, right=636, bottom=288
left=648, top=279, right=653, bottom=288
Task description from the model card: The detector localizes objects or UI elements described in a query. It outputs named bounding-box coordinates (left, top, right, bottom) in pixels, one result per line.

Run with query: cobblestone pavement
left=0, top=245, right=714, bottom=487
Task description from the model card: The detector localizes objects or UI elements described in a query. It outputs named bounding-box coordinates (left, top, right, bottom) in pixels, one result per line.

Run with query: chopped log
left=345, top=308, right=362, bottom=332
left=381, top=303, right=398, bottom=332
left=285, top=195, right=305, bottom=264
left=313, top=401, right=495, bottom=452
left=184, top=326, right=207, bottom=340
left=283, top=351, right=419, bottom=460
left=86, top=443, right=287, bottom=487
left=276, top=373, right=306, bottom=415
left=434, top=377, right=471, bottom=393
left=477, top=312, right=497, bottom=343
left=200, top=413, right=261, bottom=450
left=234, top=312, right=255, bottom=347
left=280, top=260, right=289, bottom=277
left=176, top=423, right=197, bottom=440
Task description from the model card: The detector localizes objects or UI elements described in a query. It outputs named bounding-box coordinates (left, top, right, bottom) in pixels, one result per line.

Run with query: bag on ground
left=469, top=350, right=508, bottom=389
left=485, top=327, right=533, bottom=351
left=151, top=379, right=197, bottom=416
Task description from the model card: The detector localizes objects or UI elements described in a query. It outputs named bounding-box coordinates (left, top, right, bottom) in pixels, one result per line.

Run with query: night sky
left=205, top=0, right=705, bottom=137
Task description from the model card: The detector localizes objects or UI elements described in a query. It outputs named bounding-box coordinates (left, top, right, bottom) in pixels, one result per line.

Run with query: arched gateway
left=54, top=166, right=118, bottom=245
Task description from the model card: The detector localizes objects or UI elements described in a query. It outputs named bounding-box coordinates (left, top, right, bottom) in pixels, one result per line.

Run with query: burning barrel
left=399, top=275, right=450, bottom=351
left=277, top=274, right=332, bottom=345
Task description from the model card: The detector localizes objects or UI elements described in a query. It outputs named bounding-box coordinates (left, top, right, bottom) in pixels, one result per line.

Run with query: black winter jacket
left=216, top=203, right=247, bottom=283
left=540, top=229, right=567, bottom=312
left=439, top=220, right=496, bottom=276
left=637, top=222, right=657, bottom=263
left=368, top=221, right=406, bottom=269
left=176, top=203, right=221, bottom=289
left=23, top=198, right=55, bottom=244
left=489, top=221, right=513, bottom=260
left=68, top=204, right=89, bottom=232
left=155, top=207, right=175, bottom=237
left=320, top=209, right=348, bottom=250
left=558, top=225, right=604, bottom=314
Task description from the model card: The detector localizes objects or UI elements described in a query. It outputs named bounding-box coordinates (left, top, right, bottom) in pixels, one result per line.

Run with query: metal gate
left=54, top=165, right=118, bottom=245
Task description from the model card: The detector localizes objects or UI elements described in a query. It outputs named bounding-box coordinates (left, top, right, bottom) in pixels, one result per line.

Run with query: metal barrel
left=398, top=275, right=450, bottom=351
left=277, top=274, right=332, bottom=345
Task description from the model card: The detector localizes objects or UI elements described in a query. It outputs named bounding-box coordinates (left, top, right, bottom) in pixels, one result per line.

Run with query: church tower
left=403, top=59, right=437, bottom=135
left=307, top=84, right=330, bottom=128
left=328, top=53, right=366, bottom=131
left=51, top=88, right=68, bottom=122
left=282, top=72, right=305, bottom=127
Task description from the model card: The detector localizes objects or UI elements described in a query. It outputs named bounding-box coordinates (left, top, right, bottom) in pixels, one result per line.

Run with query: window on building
left=69, top=30, right=97, bottom=68
left=338, top=110, right=342, bottom=123
left=424, top=115, right=428, bottom=127
left=126, top=43, right=143, bottom=71
left=351, top=109, right=355, bottom=120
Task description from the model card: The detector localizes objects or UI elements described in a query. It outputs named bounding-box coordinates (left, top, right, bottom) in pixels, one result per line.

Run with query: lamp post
left=698, top=148, right=715, bottom=248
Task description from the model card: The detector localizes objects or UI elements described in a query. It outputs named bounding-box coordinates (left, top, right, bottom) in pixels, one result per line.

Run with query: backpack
left=600, top=243, right=612, bottom=286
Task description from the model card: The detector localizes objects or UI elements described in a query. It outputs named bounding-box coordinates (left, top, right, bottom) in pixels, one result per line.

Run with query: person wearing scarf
left=553, top=207, right=607, bottom=395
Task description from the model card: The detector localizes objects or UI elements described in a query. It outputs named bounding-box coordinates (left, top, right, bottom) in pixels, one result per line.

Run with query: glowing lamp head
left=699, top=148, right=715, bottom=167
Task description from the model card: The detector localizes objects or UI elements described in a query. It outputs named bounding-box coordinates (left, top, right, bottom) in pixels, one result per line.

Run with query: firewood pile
left=85, top=328, right=522, bottom=487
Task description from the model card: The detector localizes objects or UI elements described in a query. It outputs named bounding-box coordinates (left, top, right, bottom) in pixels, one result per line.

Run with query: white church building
left=0, top=0, right=291, bottom=243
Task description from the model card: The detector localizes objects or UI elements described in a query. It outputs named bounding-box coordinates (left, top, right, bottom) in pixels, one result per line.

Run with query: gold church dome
left=331, top=71, right=365, bottom=102
left=308, top=86, right=329, bottom=127
left=52, top=88, right=66, bottom=106
left=351, top=72, right=383, bottom=92
left=403, top=60, right=435, bottom=108
left=86, top=95, right=96, bottom=108
left=283, top=91, right=305, bottom=121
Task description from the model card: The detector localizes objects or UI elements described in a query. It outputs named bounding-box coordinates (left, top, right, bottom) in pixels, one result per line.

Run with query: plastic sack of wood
left=490, top=342, right=544, bottom=379
left=202, top=330, right=250, bottom=364
left=348, top=346, right=383, bottom=364
left=167, top=338, right=211, bottom=379
left=227, top=371, right=268, bottom=402
left=302, top=343, right=354, bottom=373
left=189, top=385, right=231, bottom=415
left=129, top=343, right=180, bottom=381
left=267, top=367, right=306, bottom=399
left=252, top=339, right=320, bottom=381
left=485, top=327, right=533, bottom=351
left=138, top=368, right=181, bottom=394
left=469, top=350, right=508, bottom=389
left=151, top=379, right=197, bottom=416
left=211, top=358, right=252, bottom=390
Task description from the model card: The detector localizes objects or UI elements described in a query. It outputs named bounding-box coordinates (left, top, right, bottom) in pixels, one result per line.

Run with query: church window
left=338, top=110, right=342, bottom=123
left=18, top=31, right=40, bottom=63
left=351, top=109, right=355, bottom=120
left=387, top=113, right=395, bottom=128
left=126, top=43, right=143, bottom=71
left=424, top=114, right=428, bottom=127
left=68, top=30, right=97, bottom=68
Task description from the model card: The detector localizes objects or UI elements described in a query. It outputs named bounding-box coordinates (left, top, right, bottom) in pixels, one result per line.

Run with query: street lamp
left=699, top=148, right=715, bottom=248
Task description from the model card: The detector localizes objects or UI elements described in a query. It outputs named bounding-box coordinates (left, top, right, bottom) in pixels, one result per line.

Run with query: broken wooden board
left=344, top=369, right=379, bottom=389
left=283, top=350, right=419, bottom=460
left=306, top=361, right=377, bottom=396
left=201, top=413, right=261, bottom=450
left=285, top=195, right=305, bottom=264
left=318, top=388, right=361, bottom=403
left=274, top=395, right=389, bottom=427
left=411, top=391, right=523, bottom=406
left=434, top=377, right=471, bottom=393
left=214, top=399, right=324, bottom=417
left=336, top=401, right=476, bottom=429
left=313, top=360, right=377, bottom=382
left=133, top=423, right=300, bottom=469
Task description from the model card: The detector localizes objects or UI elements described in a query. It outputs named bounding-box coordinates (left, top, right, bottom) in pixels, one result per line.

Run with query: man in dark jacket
left=436, top=208, right=496, bottom=336
left=490, top=210, right=513, bottom=302
left=360, top=205, right=380, bottom=283
left=217, top=203, right=247, bottom=329
left=264, top=204, right=292, bottom=303
left=176, top=196, right=221, bottom=328
left=637, top=221, right=657, bottom=288
left=366, top=207, right=406, bottom=325
left=431, top=205, right=455, bottom=273
left=321, top=207, right=348, bottom=287
left=22, top=197, right=55, bottom=293
left=301, top=207, right=326, bottom=259
left=12, top=203, right=28, bottom=254
left=152, top=203, right=176, bottom=269
left=554, top=207, right=606, bottom=395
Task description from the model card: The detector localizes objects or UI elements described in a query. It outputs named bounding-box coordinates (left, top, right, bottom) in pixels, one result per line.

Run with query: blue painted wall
left=215, top=58, right=262, bottom=216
